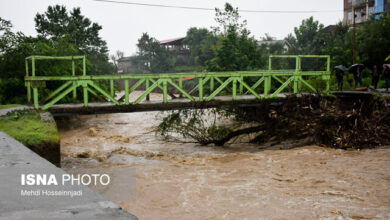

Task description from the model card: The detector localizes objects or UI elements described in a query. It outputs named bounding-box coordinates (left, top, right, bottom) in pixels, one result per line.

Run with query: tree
left=0, top=6, right=115, bottom=104
left=35, top=5, right=107, bottom=54
left=110, top=50, right=124, bottom=73
left=136, top=33, right=175, bottom=73
left=0, top=17, right=18, bottom=55
left=258, top=34, right=286, bottom=56
left=183, top=27, right=218, bottom=65
left=356, top=15, right=390, bottom=68
left=320, top=22, right=351, bottom=67
left=0, top=33, right=81, bottom=103
left=285, top=17, right=324, bottom=55
left=35, top=5, right=113, bottom=75
left=207, top=4, right=264, bottom=71
left=212, top=3, right=247, bottom=35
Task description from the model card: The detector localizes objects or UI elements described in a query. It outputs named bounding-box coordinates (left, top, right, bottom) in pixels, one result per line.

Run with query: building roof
left=159, top=37, right=185, bottom=45
left=118, top=56, right=131, bottom=62
left=257, top=39, right=285, bottom=46
left=321, top=25, right=337, bottom=34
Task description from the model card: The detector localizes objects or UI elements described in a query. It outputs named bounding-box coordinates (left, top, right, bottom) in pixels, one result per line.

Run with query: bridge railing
left=25, top=55, right=331, bottom=110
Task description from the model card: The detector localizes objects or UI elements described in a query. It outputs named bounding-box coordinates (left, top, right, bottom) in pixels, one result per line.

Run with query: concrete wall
left=0, top=132, right=137, bottom=219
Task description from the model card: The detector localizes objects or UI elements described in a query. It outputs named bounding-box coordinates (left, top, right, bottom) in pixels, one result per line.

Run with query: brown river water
left=58, top=93, right=390, bottom=219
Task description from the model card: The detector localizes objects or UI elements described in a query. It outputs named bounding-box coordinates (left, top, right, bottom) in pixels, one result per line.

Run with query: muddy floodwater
left=58, top=93, right=390, bottom=219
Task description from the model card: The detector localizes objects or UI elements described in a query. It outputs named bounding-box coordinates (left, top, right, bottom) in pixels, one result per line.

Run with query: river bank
left=58, top=102, right=390, bottom=219
left=0, top=107, right=60, bottom=165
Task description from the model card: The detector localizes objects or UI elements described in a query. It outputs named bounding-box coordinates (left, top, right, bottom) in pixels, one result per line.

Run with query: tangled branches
left=156, top=94, right=390, bottom=149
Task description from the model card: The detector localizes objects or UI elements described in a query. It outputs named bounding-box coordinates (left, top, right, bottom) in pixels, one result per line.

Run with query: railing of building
left=24, top=55, right=331, bottom=110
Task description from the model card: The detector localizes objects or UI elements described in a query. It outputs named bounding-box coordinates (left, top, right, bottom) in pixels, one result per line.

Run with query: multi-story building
left=344, top=0, right=389, bottom=25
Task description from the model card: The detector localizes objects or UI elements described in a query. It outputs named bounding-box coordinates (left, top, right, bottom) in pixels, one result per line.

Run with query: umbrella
left=383, top=64, right=390, bottom=69
left=334, top=65, right=348, bottom=72
left=348, top=63, right=364, bottom=73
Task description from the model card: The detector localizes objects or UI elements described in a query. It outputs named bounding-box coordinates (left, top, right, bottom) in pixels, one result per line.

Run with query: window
left=348, top=11, right=353, bottom=20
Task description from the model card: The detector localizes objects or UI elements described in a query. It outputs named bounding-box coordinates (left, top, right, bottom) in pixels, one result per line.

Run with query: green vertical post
left=124, top=79, right=129, bottom=104
left=265, top=56, right=272, bottom=98
left=198, top=78, right=203, bottom=101
left=33, top=88, right=39, bottom=109
left=72, top=60, right=76, bottom=99
left=110, top=80, right=114, bottom=97
left=293, top=57, right=299, bottom=94
left=25, top=59, right=31, bottom=103
left=232, top=78, right=237, bottom=100
left=179, top=77, right=183, bottom=89
left=146, top=79, right=150, bottom=101
left=326, top=79, right=330, bottom=92
left=31, top=57, right=39, bottom=108
left=27, top=82, right=31, bottom=104
left=32, top=57, right=35, bottom=76
left=298, top=56, right=302, bottom=90
left=264, top=76, right=271, bottom=97
left=83, top=82, right=88, bottom=107
left=239, top=76, right=243, bottom=94
left=210, top=77, right=214, bottom=93
left=326, top=56, right=331, bottom=93
left=83, top=56, right=86, bottom=76
left=267, top=56, right=272, bottom=97
left=326, top=56, right=330, bottom=73
left=268, top=56, right=272, bottom=71
left=293, top=77, right=299, bottom=93
left=163, top=79, right=168, bottom=103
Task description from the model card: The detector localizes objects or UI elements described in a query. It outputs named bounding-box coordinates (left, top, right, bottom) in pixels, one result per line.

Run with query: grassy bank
left=0, top=109, right=60, bottom=165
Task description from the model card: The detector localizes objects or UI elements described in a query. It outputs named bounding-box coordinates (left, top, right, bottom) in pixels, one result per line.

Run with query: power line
left=91, top=0, right=342, bottom=14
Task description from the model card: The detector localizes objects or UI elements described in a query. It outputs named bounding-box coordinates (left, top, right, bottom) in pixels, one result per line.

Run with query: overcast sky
left=0, top=0, right=343, bottom=56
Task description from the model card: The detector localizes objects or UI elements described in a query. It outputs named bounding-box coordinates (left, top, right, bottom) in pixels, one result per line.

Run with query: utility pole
left=352, top=5, right=357, bottom=89
left=353, top=6, right=356, bottom=65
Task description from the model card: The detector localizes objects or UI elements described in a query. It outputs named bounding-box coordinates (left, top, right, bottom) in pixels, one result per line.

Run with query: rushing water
left=58, top=93, right=390, bottom=219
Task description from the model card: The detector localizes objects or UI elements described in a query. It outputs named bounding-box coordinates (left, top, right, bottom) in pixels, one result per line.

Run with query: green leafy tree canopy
left=35, top=5, right=108, bottom=54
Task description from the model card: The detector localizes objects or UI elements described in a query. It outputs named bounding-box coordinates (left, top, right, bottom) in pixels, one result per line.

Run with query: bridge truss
left=25, top=55, right=331, bottom=110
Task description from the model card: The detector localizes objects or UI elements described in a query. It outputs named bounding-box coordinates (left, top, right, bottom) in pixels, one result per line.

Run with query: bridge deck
left=48, top=94, right=288, bottom=115
left=46, top=91, right=389, bottom=115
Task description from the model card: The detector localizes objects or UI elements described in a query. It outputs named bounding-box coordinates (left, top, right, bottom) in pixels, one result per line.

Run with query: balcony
left=352, top=0, right=374, bottom=7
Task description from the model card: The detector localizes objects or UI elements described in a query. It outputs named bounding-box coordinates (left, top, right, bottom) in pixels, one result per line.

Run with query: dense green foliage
left=285, top=17, right=324, bottom=55
left=183, top=27, right=218, bottom=66
left=356, top=15, right=390, bottom=67
left=205, top=3, right=265, bottom=71
left=287, top=15, right=390, bottom=69
left=206, top=28, right=264, bottom=71
left=135, top=5, right=389, bottom=77
left=135, top=33, right=175, bottom=73
left=0, top=5, right=114, bottom=104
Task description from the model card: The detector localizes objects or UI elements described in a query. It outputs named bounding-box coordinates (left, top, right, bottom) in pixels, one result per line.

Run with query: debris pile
left=157, top=94, right=390, bottom=149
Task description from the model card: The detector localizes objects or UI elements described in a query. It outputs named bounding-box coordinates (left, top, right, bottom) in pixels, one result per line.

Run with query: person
left=371, top=65, right=380, bottom=89
left=383, top=65, right=390, bottom=91
left=335, top=68, right=344, bottom=91
left=354, top=66, right=363, bottom=88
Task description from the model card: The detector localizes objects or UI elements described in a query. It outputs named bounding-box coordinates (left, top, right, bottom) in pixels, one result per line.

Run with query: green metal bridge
left=24, top=55, right=331, bottom=114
